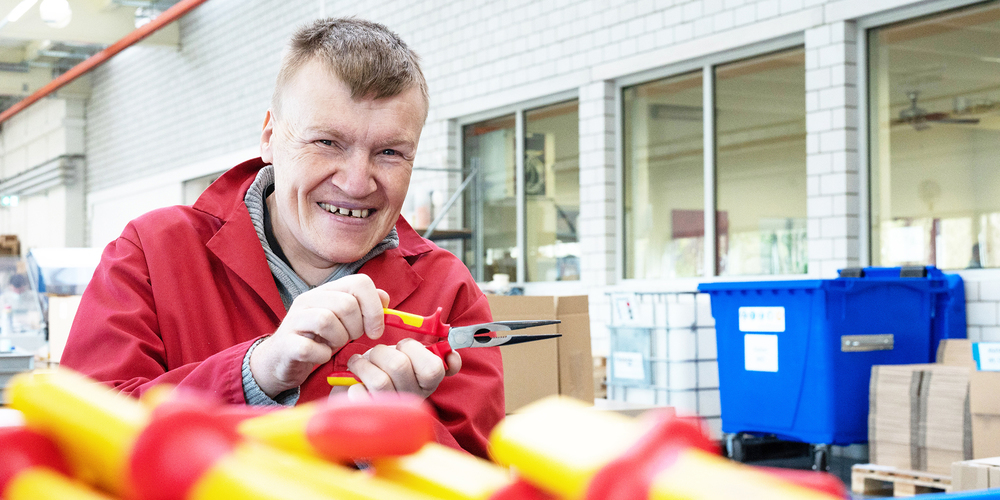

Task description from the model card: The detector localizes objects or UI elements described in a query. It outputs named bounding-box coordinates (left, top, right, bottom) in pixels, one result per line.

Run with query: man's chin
left=319, top=240, right=379, bottom=265
left=314, top=225, right=394, bottom=264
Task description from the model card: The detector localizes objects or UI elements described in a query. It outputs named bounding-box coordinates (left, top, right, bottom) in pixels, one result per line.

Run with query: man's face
left=261, top=59, right=425, bottom=272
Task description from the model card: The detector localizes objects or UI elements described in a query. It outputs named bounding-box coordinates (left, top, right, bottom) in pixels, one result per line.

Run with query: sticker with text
left=738, top=306, right=786, bottom=332
left=973, top=342, right=1000, bottom=371
left=744, top=334, right=779, bottom=372
left=612, top=351, right=646, bottom=380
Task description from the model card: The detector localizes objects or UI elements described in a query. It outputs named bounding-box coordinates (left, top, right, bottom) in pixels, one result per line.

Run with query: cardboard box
left=971, top=370, right=1000, bottom=458
left=869, top=339, right=1000, bottom=474
left=490, top=295, right=559, bottom=413
left=488, top=295, right=593, bottom=413
left=46, top=294, right=82, bottom=362
left=943, top=339, right=1000, bottom=459
left=869, top=363, right=973, bottom=474
left=952, top=457, right=1000, bottom=491
left=937, top=338, right=978, bottom=368
left=0, top=235, right=19, bottom=256
left=554, top=295, right=594, bottom=403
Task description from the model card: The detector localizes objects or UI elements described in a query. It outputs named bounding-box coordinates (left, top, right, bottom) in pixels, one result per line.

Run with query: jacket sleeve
left=60, top=226, right=250, bottom=404
left=425, top=292, right=505, bottom=460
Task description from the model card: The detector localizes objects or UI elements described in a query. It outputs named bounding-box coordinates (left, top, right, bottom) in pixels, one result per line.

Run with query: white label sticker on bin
left=612, top=351, right=646, bottom=380
left=744, top=334, right=779, bottom=372
left=738, top=306, right=785, bottom=332
left=974, top=343, right=1000, bottom=371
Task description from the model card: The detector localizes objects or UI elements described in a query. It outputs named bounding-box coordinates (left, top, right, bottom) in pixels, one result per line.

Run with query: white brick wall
left=958, top=271, right=1000, bottom=342
left=3, top=0, right=999, bottom=369
left=578, top=81, right=616, bottom=287
left=805, top=20, right=860, bottom=278
left=85, top=0, right=311, bottom=192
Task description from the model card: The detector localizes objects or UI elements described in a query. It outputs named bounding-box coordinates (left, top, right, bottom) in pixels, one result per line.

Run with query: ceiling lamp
left=134, top=6, right=162, bottom=28
left=38, top=0, right=71, bottom=28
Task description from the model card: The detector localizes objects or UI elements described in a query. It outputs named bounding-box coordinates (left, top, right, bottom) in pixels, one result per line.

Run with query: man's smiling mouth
left=318, top=202, right=372, bottom=218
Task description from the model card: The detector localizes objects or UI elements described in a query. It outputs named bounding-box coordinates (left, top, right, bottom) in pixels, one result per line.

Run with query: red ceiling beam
left=0, top=0, right=211, bottom=124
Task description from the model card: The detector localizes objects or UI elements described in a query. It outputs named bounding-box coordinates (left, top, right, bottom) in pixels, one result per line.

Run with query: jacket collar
left=198, top=158, right=287, bottom=319
left=360, top=217, right=432, bottom=308
left=194, top=157, right=436, bottom=315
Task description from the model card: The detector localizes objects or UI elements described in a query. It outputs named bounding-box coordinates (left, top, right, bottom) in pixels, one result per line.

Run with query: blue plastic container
left=697, top=266, right=965, bottom=446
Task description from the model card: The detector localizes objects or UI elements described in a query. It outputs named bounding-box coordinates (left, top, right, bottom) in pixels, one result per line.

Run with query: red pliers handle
left=328, top=307, right=455, bottom=386
left=381, top=307, right=455, bottom=364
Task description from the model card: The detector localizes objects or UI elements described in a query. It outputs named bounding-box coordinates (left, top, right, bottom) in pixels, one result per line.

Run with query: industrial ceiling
left=0, top=0, right=180, bottom=112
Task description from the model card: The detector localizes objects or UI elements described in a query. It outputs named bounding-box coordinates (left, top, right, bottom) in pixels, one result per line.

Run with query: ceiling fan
left=896, top=91, right=981, bottom=131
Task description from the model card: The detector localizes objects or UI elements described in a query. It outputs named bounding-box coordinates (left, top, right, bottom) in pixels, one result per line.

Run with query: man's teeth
left=320, top=203, right=370, bottom=218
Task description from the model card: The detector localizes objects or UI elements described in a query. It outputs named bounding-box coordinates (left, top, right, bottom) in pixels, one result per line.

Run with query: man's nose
left=332, top=151, right=377, bottom=197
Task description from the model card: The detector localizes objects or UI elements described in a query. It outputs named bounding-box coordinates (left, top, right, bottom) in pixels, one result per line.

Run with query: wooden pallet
left=851, top=464, right=951, bottom=497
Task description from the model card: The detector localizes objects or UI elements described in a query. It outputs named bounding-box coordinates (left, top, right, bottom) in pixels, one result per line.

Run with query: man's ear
left=260, top=110, right=275, bottom=163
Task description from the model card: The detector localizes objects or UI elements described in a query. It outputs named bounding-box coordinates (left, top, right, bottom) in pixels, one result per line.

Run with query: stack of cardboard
left=942, top=339, right=1000, bottom=460
left=487, top=295, right=594, bottom=413
left=868, top=339, right=1000, bottom=475
left=921, top=365, right=973, bottom=473
left=868, top=364, right=925, bottom=470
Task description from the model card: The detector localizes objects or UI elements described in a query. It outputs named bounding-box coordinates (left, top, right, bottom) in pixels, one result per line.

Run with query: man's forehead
left=285, top=58, right=427, bottom=113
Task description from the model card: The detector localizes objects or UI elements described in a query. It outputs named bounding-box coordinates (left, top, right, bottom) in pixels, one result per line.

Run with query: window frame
left=615, top=34, right=805, bottom=283
left=857, top=0, right=994, bottom=267
left=456, top=89, right=579, bottom=285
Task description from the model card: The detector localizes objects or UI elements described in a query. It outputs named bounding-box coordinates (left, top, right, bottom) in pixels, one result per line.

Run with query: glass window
left=869, top=1, right=1000, bottom=269
left=623, top=72, right=705, bottom=279
left=715, top=48, right=807, bottom=276
left=525, top=101, right=580, bottom=282
left=622, top=48, right=806, bottom=279
left=463, top=115, right=516, bottom=282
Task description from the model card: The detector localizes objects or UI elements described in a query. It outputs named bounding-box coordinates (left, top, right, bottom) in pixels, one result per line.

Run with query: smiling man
left=60, top=18, right=504, bottom=458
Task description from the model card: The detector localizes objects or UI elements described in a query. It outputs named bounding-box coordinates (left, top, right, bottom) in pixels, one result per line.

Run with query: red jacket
left=61, top=158, right=504, bottom=458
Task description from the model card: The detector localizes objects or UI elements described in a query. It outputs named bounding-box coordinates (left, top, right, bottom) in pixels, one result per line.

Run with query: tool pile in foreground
left=0, top=368, right=849, bottom=500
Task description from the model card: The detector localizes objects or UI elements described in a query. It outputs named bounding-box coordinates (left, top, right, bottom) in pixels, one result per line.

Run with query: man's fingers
left=305, top=276, right=386, bottom=340
left=254, top=275, right=389, bottom=399
left=346, top=352, right=396, bottom=392
left=249, top=330, right=334, bottom=397
left=443, top=350, right=462, bottom=377
left=283, top=307, right=351, bottom=349
left=395, top=339, right=446, bottom=392
left=271, top=329, right=335, bottom=364
left=361, top=344, right=423, bottom=393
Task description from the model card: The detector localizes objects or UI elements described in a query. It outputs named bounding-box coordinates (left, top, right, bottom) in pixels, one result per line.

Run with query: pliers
left=328, top=307, right=560, bottom=386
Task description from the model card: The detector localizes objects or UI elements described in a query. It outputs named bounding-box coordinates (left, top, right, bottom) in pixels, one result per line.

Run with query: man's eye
left=319, top=140, right=333, bottom=146
left=381, top=149, right=398, bottom=156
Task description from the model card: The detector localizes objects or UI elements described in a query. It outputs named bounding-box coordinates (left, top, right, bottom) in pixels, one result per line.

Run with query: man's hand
left=249, top=274, right=388, bottom=398
left=341, top=340, right=463, bottom=400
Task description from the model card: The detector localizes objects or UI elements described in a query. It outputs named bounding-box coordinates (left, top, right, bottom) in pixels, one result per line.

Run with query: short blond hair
left=271, top=17, right=428, bottom=116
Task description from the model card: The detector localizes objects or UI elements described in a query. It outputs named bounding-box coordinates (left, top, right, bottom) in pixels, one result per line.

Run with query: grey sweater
left=239, top=165, right=399, bottom=405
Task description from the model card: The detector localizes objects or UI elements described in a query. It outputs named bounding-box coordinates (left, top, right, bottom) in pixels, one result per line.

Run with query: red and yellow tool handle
left=6, top=369, right=149, bottom=496
left=237, top=394, right=434, bottom=463
left=328, top=308, right=455, bottom=386
left=328, top=338, right=454, bottom=386
left=0, top=426, right=116, bottom=500
left=383, top=307, right=449, bottom=338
